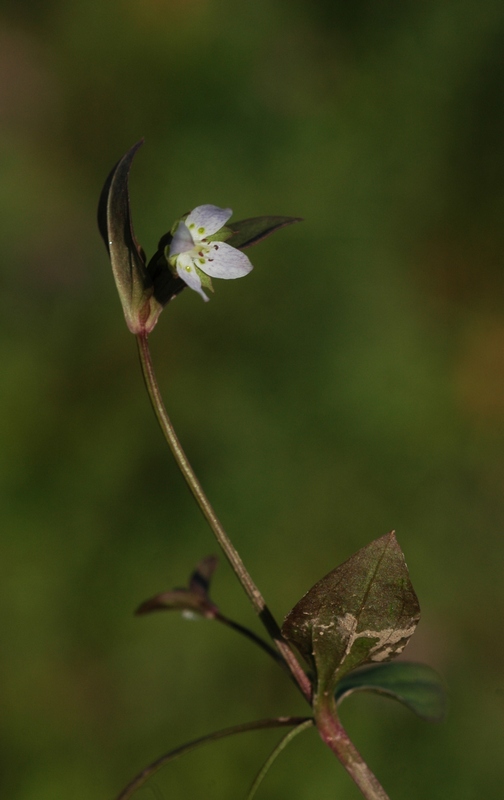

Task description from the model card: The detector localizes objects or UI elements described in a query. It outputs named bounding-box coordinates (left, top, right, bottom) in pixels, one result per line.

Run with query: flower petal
left=199, top=241, right=253, bottom=279
left=185, top=205, right=233, bottom=239
left=169, top=221, right=194, bottom=257
left=176, top=255, right=209, bottom=301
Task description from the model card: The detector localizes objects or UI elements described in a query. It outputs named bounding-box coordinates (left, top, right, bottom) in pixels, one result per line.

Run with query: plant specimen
left=98, top=142, right=446, bottom=800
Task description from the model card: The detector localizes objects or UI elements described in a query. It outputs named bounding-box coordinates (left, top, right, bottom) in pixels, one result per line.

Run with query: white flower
left=168, top=204, right=253, bottom=301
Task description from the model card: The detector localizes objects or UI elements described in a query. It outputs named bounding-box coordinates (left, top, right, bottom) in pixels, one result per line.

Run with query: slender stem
left=214, top=611, right=286, bottom=669
left=136, top=331, right=312, bottom=702
left=246, top=719, right=314, bottom=800
left=315, top=693, right=390, bottom=800
left=115, top=716, right=312, bottom=800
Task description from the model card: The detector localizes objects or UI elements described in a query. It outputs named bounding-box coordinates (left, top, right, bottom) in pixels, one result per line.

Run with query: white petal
left=199, top=242, right=253, bottom=279
left=176, top=255, right=209, bottom=302
left=169, top=221, right=194, bottom=257
left=185, top=205, right=232, bottom=239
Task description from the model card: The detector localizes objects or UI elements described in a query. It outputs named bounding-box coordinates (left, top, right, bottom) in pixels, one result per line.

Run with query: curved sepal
left=335, top=661, right=448, bottom=722
left=281, top=532, right=420, bottom=695
left=226, top=216, right=302, bottom=250
left=98, top=140, right=162, bottom=333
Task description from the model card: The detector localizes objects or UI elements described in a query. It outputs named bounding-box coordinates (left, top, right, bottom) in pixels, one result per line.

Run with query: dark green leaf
left=281, top=532, right=421, bottom=695
left=335, top=661, right=447, bottom=722
left=226, top=216, right=302, bottom=250
left=98, top=140, right=162, bottom=333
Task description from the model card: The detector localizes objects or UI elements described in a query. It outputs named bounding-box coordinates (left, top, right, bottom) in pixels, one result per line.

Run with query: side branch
left=115, top=716, right=313, bottom=800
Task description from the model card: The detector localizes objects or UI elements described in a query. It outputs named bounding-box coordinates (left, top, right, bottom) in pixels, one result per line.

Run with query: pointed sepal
left=226, top=216, right=302, bottom=250
left=98, top=140, right=162, bottom=333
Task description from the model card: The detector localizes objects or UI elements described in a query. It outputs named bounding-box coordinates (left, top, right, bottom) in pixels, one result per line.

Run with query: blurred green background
left=1, top=0, right=504, bottom=797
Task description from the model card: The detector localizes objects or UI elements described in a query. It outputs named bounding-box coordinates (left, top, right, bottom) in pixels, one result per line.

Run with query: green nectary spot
left=198, top=227, right=205, bottom=235
left=198, top=258, right=205, bottom=264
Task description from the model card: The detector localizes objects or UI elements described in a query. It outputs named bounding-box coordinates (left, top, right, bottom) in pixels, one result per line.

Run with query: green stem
left=246, top=719, right=314, bottom=800
left=315, top=693, right=390, bottom=800
left=136, top=331, right=312, bottom=702
left=115, top=716, right=312, bottom=800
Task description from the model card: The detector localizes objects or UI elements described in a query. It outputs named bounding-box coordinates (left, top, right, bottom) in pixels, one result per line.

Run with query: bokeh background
left=1, top=1, right=504, bottom=798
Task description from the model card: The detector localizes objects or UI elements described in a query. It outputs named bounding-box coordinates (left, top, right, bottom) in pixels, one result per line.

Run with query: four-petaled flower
left=168, top=204, right=253, bottom=301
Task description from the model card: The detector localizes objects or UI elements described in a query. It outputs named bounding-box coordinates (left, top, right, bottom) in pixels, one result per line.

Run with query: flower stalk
left=135, top=331, right=393, bottom=797
left=136, top=330, right=312, bottom=703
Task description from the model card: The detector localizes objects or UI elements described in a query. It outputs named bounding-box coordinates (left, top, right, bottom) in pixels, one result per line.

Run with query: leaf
left=225, top=216, right=302, bottom=250
left=98, top=140, right=162, bottom=333
left=335, top=661, right=447, bottom=722
left=136, top=555, right=220, bottom=619
left=281, top=532, right=421, bottom=695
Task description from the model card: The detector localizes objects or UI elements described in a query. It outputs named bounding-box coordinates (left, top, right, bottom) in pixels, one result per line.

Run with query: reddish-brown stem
left=315, top=692, right=390, bottom=800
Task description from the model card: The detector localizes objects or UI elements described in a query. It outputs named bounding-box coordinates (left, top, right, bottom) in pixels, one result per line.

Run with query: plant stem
left=246, top=719, right=314, bottom=800
left=315, top=694, right=391, bottom=800
left=136, top=331, right=312, bottom=702
left=214, top=611, right=286, bottom=669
